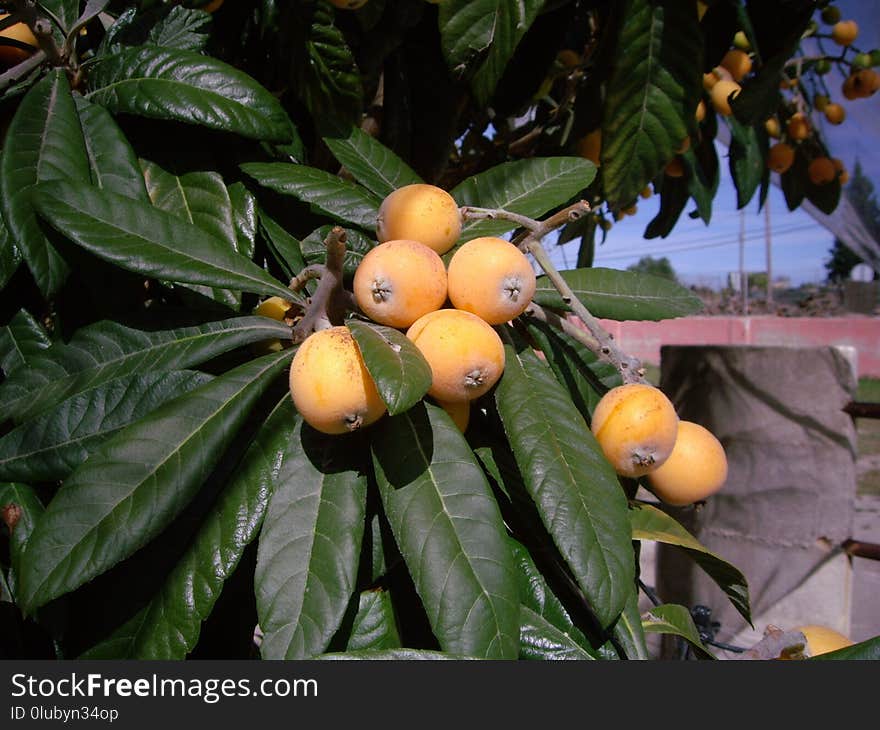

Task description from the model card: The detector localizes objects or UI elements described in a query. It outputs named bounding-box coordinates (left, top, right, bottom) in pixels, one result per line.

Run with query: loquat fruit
left=288, top=326, right=385, bottom=435
left=830, top=19, right=858, bottom=46
left=665, top=157, right=685, bottom=178
left=446, top=236, right=537, bottom=325
left=695, top=99, right=706, bottom=123
left=710, top=79, right=741, bottom=116
left=733, top=31, right=750, bottom=52
left=436, top=399, right=470, bottom=434
left=820, top=6, right=841, bottom=25
left=823, top=102, right=845, bottom=124
left=786, top=112, right=810, bottom=141
left=252, top=296, right=293, bottom=355
left=813, top=93, right=829, bottom=111
left=767, top=142, right=795, bottom=174
left=808, top=157, right=836, bottom=185
left=590, top=383, right=679, bottom=478
left=353, top=239, right=448, bottom=328
left=720, top=49, right=752, bottom=82
left=406, top=309, right=505, bottom=403
left=376, top=184, right=462, bottom=255
left=702, top=71, right=720, bottom=91
left=832, top=158, right=848, bottom=184
left=764, top=117, right=781, bottom=138
left=0, top=14, right=38, bottom=67
left=851, top=68, right=879, bottom=97
left=646, top=420, right=728, bottom=506
left=640, top=186, right=653, bottom=199
left=576, top=129, right=602, bottom=167
left=794, top=625, right=854, bottom=657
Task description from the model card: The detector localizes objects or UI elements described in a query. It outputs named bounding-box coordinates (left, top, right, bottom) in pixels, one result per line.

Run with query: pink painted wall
left=597, top=316, right=880, bottom=377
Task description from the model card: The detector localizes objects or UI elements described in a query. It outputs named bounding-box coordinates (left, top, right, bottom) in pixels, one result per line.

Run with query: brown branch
left=290, top=227, right=349, bottom=344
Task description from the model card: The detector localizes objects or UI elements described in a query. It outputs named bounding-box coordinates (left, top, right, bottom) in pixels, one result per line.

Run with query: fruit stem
left=290, top=226, right=349, bottom=344
left=460, top=201, right=646, bottom=383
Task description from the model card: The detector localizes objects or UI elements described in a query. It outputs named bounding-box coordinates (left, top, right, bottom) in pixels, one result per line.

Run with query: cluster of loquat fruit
left=283, top=183, right=538, bottom=440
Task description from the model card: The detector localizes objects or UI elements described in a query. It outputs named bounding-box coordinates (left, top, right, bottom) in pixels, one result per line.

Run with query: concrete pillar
left=654, top=345, right=858, bottom=654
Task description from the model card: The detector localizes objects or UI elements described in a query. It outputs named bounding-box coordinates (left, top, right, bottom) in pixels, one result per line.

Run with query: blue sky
left=550, top=0, right=880, bottom=288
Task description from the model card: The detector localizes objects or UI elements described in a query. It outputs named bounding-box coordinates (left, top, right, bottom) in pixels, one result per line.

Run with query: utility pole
left=765, top=196, right=773, bottom=308
left=739, top=209, right=748, bottom=314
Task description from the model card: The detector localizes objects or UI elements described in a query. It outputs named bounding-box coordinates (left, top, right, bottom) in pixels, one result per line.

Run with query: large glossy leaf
left=147, top=6, right=212, bottom=51
left=141, top=159, right=240, bottom=307
left=42, top=0, right=81, bottom=34
left=345, top=589, right=402, bottom=652
left=510, top=539, right=599, bottom=658
left=85, top=47, right=293, bottom=142
left=452, top=158, right=595, bottom=241
left=809, top=636, right=880, bottom=661
left=296, top=4, right=363, bottom=126
left=644, top=173, right=689, bottom=239
left=438, top=0, right=544, bottom=106
left=0, top=70, right=91, bottom=296
left=228, top=183, right=258, bottom=262
left=642, top=603, right=714, bottom=659
left=612, top=588, right=650, bottom=660
left=519, top=606, right=597, bottom=660
left=601, top=0, right=702, bottom=208
left=16, top=350, right=294, bottom=614
left=0, top=370, right=213, bottom=482
left=371, top=401, right=520, bottom=659
left=494, top=343, right=634, bottom=629
left=0, top=309, right=51, bottom=377
left=629, top=501, right=751, bottom=624
left=532, top=267, right=704, bottom=320
left=726, top=116, right=763, bottom=210
left=74, top=96, right=149, bottom=202
left=0, top=212, right=19, bottom=289
left=0, top=482, right=44, bottom=594
left=348, top=320, right=431, bottom=416
left=0, top=316, right=292, bottom=424
left=241, top=163, right=381, bottom=231
left=323, top=126, right=421, bottom=199
left=31, top=181, right=294, bottom=301
left=259, top=212, right=306, bottom=281
left=80, top=397, right=298, bottom=659
left=256, top=419, right=367, bottom=660
left=522, top=317, right=621, bottom=421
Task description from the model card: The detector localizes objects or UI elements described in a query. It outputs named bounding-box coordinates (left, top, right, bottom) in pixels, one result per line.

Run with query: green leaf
left=683, top=148, right=713, bottom=224
left=522, top=317, right=621, bottom=421
left=645, top=173, right=689, bottom=239
left=81, top=397, right=298, bottom=659
left=809, top=636, right=880, bottom=661
left=228, top=183, right=258, bottom=262
left=296, top=4, right=363, bottom=127
left=0, top=70, right=91, bottom=296
left=17, top=349, right=293, bottom=614
left=601, top=0, right=703, bottom=207
left=780, top=149, right=807, bottom=212
left=532, top=267, right=704, bottom=320
left=301, top=225, right=375, bottom=279
left=259, top=212, right=306, bottom=280
left=726, top=116, right=763, bottom=210
left=140, top=159, right=241, bottom=308
left=371, top=401, right=520, bottom=659
left=148, top=6, right=212, bottom=51
left=452, top=158, right=595, bottom=241
left=642, top=603, right=715, bottom=659
left=438, top=0, right=544, bottom=106
left=74, top=96, right=150, bottom=203
left=348, top=319, right=431, bottom=416
left=42, top=0, right=81, bottom=34
left=510, top=539, right=599, bottom=658
left=0, top=309, right=51, bottom=377
left=0, top=482, right=44, bottom=594
left=494, top=342, right=634, bottom=629
left=85, top=46, right=293, bottom=143
left=241, top=163, right=381, bottom=231
left=323, top=126, right=422, bottom=199
left=612, top=588, right=650, bottom=660
left=255, top=419, right=367, bottom=660
left=0, top=316, right=292, bottom=424
left=0, top=211, right=20, bottom=290
left=31, top=181, right=294, bottom=301
left=519, top=606, right=597, bottom=660
left=0, top=370, right=213, bottom=482
left=345, top=589, right=402, bottom=652
left=629, top=501, right=751, bottom=625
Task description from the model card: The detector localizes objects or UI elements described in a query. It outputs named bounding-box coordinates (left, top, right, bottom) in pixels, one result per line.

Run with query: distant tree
left=627, top=256, right=678, bottom=282
left=825, top=161, right=880, bottom=283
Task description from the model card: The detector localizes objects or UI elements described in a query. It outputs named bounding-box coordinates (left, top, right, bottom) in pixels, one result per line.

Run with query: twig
left=521, top=301, right=601, bottom=352
left=290, top=227, right=348, bottom=344
left=0, top=47, right=45, bottom=91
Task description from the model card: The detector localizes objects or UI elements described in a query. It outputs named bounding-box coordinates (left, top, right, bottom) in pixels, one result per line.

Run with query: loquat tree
left=1, top=0, right=878, bottom=662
